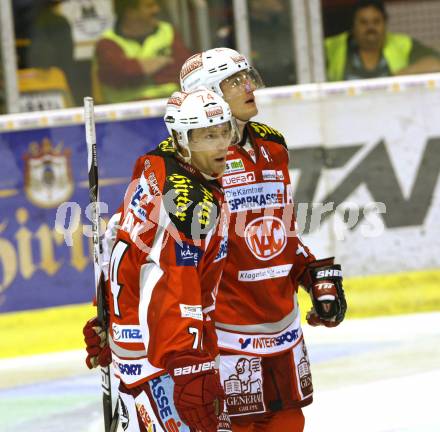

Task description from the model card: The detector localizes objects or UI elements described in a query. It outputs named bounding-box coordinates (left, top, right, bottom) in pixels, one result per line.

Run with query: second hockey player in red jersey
left=179, top=48, right=347, bottom=432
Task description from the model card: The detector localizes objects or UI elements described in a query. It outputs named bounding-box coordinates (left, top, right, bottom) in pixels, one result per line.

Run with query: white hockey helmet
left=164, top=88, right=239, bottom=159
left=180, top=47, right=264, bottom=96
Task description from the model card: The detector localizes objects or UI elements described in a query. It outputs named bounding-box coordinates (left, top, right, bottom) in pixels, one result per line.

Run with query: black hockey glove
left=301, top=258, right=347, bottom=327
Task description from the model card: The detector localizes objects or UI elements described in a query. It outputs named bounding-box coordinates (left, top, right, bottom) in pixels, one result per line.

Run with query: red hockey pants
left=231, top=407, right=305, bottom=432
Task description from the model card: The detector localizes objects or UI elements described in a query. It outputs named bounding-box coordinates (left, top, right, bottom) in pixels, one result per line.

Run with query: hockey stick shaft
left=84, top=97, right=115, bottom=432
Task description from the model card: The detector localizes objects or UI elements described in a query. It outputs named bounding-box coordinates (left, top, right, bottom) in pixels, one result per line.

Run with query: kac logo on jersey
left=175, top=242, right=203, bottom=267
left=244, top=216, right=287, bottom=261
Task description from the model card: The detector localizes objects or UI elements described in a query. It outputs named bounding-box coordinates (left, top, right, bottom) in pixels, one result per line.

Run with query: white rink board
left=255, top=75, right=440, bottom=276
left=1, top=74, right=439, bottom=276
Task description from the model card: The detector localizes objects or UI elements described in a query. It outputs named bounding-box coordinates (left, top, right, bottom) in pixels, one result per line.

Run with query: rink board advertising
left=1, top=74, right=440, bottom=312
left=0, top=116, right=167, bottom=312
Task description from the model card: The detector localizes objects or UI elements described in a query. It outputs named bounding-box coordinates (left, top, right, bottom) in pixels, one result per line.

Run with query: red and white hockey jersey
left=214, top=121, right=316, bottom=356
left=107, top=141, right=227, bottom=388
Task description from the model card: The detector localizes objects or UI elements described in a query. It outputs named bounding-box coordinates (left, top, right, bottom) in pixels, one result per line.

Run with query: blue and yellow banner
left=0, top=117, right=167, bottom=312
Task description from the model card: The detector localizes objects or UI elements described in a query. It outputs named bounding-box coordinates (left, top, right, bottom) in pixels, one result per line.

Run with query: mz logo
left=244, top=216, right=287, bottom=261
left=289, top=138, right=440, bottom=233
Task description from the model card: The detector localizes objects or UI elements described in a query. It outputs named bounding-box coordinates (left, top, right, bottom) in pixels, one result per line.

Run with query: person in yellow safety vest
left=93, top=0, right=192, bottom=103
left=325, top=0, right=440, bottom=82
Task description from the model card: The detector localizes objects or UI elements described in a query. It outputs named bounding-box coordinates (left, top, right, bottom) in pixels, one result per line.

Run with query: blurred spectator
left=11, top=0, right=75, bottom=111
left=215, top=0, right=296, bottom=87
left=93, top=0, right=192, bottom=103
left=325, top=0, right=440, bottom=81
left=26, top=0, right=75, bottom=88
left=13, top=0, right=38, bottom=70
left=248, top=0, right=296, bottom=86
left=213, top=0, right=235, bottom=49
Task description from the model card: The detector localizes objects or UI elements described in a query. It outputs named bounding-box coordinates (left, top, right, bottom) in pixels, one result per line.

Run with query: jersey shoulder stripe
left=248, top=121, right=287, bottom=149
left=162, top=156, right=221, bottom=240
left=154, top=136, right=176, bottom=156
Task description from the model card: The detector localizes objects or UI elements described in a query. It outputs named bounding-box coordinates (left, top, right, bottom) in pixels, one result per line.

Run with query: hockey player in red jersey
left=85, top=88, right=239, bottom=432
left=84, top=48, right=347, bottom=431
left=176, top=48, right=347, bottom=432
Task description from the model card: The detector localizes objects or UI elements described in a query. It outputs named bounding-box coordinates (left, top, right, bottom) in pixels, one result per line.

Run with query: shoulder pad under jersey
left=248, top=121, right=287, bottom=148
left=162, top=169, right=220, bottom=240
left=131, top=137, right=176, bottom=179
left=154, top=136, right=177, bottom=156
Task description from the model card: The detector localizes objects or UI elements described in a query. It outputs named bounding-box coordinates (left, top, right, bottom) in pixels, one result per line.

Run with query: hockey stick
left=84, top=97, right=118, bottom=432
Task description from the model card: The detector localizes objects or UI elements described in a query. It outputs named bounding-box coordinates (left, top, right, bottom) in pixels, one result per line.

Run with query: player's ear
left=172, top=130, right=190, bottom=159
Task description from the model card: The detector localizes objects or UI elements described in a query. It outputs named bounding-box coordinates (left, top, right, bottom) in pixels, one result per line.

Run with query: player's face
left=220, top=70, right=260, bottom=122
left=352, top=6, right=386, bottom=50
left=189, top=122, right=235, bottom=177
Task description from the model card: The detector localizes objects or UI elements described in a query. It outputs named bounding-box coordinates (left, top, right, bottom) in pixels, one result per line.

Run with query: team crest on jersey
left=23, top=138, right=74, bottom=208
left=244, top=216, right=287, bottom=261
left=220, top=355, right=266, bottom=416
